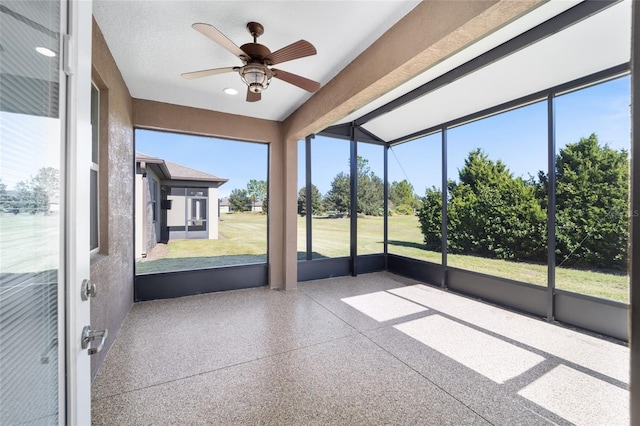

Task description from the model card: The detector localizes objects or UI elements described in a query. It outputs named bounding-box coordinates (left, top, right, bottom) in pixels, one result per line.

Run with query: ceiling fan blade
left=265, top=40, right=316, bottom=65
left=246, top=88, right=261, bottom=102
left=192, top=23, right=247, bottom=59
left=272, top=69, right=320, bottom=93
left=181, top=67, right=238, bottom=80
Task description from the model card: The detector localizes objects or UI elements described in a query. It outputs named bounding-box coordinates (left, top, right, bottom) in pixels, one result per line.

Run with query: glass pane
left=389, top=133, right=442, bottom=263
left=297, top=139, right=306, bottom=260
left=447, top=101, right=548, bottom=286
left=554, top=76, right=630, bottom=303
left=90, top=169, right=98, bottom=250
left=91, top=85, right=99, bottom=164
left=0, top=1, right=62, bottom=424
left=135, top=130, right=268, bottom=274
left=311, top=136, right=350, bottom=259
left=357, top=143, right=384, bottom=255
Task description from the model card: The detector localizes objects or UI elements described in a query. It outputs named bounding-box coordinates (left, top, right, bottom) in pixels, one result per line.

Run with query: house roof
left=164, top=160, right=228, bottom=183
left=136, top=152, right=228, bottom=184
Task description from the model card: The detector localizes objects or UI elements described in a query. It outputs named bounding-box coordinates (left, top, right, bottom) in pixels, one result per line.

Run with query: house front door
left=0, top=1, right=93, bottom=423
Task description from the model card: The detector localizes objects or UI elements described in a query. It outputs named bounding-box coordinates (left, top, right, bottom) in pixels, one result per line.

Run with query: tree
left=32, top=167, right=59, bottom=202
left=246, top=179, right=267, bottom=212
left=228, top=188, right=251, bottom=212
left=323, top=172, right=350, bottom=214
left=355, top=157, right=384, bottom=216
left=323, top=156, right=384, bottom=216
left=389, top=179, right=418, bottom=213
left=553, top=134, right=629, bottom=270
left=0, top=180, right=9, bottom=212
left=418, top=149, right=546, bottom=261
left=416, top=186, right=442, bottom=250
left=298, top=184, right=322, bottom=216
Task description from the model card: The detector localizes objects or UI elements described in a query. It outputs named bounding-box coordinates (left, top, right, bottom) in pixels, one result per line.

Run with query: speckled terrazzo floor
left=91, top=272, right=629, bottom=425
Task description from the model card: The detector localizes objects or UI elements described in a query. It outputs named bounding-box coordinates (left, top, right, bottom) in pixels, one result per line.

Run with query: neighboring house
left=218, top=197, right=262, bottom=213
left=219, top=197, right=230, bottom=214
left=135, top=153, right=228, bottom=259
left=249, top=200, right=263, bottom=213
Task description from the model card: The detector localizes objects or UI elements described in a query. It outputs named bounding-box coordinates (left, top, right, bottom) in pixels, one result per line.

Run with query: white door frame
left=64, top=0, right=93, bottom=424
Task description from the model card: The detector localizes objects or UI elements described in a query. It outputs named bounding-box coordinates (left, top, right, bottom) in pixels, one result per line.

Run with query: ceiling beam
left=282, top=0, right=546, bottom=142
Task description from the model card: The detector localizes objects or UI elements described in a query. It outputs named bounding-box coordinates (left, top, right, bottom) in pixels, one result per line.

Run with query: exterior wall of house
left=208, top=187, right=219, bottom=239
left=135, top=168, right=161, bottom=259
left=144, top=171, right=160, bottom=254
left=90, top=18, right=135, bottom=380
left=134, top=173, right=144, bottom=259
left=165, top=185, right=219, bottom=240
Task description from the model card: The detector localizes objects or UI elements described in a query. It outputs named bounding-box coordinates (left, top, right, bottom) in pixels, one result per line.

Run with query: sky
left=1, top=76, right=630, bottom=199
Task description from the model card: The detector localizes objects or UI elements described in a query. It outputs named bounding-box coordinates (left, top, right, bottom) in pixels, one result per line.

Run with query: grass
left=136, top=212, right=629, bottom=303
left=0, top=212, right=627, bottom=302
left=136, top=212, right=267, bottom=274
left=0, top=214, right=60, bottom=274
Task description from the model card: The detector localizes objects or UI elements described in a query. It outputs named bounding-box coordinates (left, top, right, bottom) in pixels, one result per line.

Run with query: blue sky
left=310, top=76, right=631, bottom=196
left=106, top=75, right=630, bottom=199
left=0, top=75, right=630, bottom=198
left=136, top=132, right=268, bottom=199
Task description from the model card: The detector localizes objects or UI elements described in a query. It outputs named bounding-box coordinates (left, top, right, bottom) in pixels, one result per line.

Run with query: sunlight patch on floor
left=341, top=291, right=427, bottom=322
left=518, top=364, right=629, bottom=425
left=394, top=315, right=545, bottom=384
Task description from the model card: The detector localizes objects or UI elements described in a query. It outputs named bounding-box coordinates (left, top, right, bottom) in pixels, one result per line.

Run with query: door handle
left=81, top=326, right=108, bottom=355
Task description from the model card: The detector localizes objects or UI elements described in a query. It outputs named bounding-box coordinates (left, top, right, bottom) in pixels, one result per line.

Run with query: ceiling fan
left=182, top=21, right=321, bottom=102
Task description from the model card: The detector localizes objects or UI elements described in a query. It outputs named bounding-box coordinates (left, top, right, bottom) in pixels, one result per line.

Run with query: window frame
left=90, top=83, right=100, bottom=253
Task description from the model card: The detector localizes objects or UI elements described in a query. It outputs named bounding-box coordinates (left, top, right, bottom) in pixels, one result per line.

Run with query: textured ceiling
left=92, top=0, right=420, bottom=121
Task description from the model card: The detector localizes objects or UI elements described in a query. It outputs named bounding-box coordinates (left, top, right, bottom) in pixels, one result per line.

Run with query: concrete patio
left=91, top=272, right=629, bottom=425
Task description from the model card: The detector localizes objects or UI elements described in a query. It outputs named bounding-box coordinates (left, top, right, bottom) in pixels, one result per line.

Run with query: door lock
left=81, top=326, right=108, bottom=355
left=81, top=279, right=97, bottom=300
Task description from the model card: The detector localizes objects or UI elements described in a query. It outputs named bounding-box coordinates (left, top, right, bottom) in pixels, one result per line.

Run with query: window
left=90, top=84, right=99, bottom=252
left=297, top=139, right=306, bottom=259
left=389, top=132, right=442, bottom=263
left=554, top=76, right=630, bottom=303
left=311, top=136, right=350, bottom=259
left=134, top=129, right=268, bottom=275
left=357, top=142, right=384, bottom=255
left=446, top=101, right=548, bottom=286
left=150, top=178, right=157, bottom=223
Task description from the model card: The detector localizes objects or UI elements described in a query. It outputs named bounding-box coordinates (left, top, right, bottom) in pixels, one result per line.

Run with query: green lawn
left=0, top=214, right=60, bottom=273
left=137, top=212, right=629, bottom=304
left=136, top=212, right=267, bottom=274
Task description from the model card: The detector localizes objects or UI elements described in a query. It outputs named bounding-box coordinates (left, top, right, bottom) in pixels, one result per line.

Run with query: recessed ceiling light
left=223, top=88, right=238, bottom=96
left=36, top=47, right=56, bottom=57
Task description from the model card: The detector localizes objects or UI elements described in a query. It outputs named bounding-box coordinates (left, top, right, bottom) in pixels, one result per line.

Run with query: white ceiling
left=92, top=0, right=420, bottom=121
left=92, top=1, right=632, bottom=140
left=361, top=0, right=632, bottom=142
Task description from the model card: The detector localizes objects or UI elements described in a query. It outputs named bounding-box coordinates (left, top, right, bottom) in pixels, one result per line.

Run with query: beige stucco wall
left=132, top=99, right=289, bottom=288
left=90, top=17, right=135, bottom=380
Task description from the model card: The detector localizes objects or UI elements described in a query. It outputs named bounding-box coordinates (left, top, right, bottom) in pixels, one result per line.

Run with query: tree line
left=227, top=179, right=268, bottom=213
left=0, top=167, right=59, bottom=214
left=298, top=156, right=421, bottom=217
left=417, top=134, right=629, bottom=271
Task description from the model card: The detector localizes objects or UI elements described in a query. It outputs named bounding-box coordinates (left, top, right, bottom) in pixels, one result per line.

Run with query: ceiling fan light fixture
left=240, top=64, right=272, bottom=93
